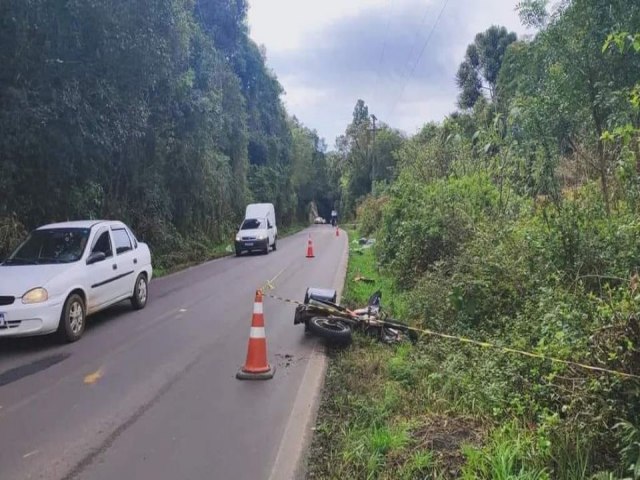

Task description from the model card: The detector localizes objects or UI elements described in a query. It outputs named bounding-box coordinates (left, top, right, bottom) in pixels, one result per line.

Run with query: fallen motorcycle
left=293, top=288, right=417, bottom=346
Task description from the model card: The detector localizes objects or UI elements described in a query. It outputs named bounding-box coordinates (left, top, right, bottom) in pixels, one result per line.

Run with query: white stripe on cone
left=253, top=302, right=263, bottom=314
left=250, top=326, right=266, bottom=338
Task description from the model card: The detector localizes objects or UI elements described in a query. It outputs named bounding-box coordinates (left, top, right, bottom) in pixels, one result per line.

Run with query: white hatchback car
left=0, top=220, right=153, bottom=342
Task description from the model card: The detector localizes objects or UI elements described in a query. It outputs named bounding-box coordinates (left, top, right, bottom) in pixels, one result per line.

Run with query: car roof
left=36, top=220, right=126, bottom=230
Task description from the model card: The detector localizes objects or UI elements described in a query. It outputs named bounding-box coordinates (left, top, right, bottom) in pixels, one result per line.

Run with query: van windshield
left=240, top=218, right=264, bottom=230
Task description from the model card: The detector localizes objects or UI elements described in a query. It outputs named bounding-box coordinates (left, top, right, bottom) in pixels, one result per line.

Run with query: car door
left=110, top=227, right=137, bottom=299
left=86, top=227, right=118, bottom=312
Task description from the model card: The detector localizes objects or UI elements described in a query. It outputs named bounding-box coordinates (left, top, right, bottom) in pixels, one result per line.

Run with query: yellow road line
left=23, top=450, right=39, bottom=459
left=83, top=368, right=103, bottom=385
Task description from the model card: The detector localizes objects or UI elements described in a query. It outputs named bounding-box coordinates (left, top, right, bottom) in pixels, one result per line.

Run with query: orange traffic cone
left=306, top=234, right=315, bottom=258
left=237, top=290, right=275, bottom=380
left=335, top=226, right=340, bottom=237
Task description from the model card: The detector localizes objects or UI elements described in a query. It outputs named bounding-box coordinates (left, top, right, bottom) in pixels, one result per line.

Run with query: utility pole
left=370, top=114, right=377, bottom=185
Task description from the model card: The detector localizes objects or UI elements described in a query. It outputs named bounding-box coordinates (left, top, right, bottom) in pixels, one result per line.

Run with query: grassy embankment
left=153, top=223, right=306, bottom=277
left=307, top=229, right=596, bottom=480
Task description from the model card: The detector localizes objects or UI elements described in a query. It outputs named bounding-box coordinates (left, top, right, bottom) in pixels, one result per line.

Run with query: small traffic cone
left=306, top=234, right=315, bottom=258
left=237, top=290, right=275, bottom=380
left=335, top=226, right=340, bottom=237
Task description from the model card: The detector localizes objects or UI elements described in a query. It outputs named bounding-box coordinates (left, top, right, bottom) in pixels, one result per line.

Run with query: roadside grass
left=308, top=233, right=482, bottom=479
left=153, top=223, right=307, bottom=277
left=278, top=223, right=308, bottom=238
left=153, top=240, right=231, bottom=277
left=307, top=229, right=580, bottom=480
left=341, top=230, right=402, bottom=315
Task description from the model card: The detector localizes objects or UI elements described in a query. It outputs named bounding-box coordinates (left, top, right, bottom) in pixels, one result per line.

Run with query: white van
left=235, top=203, right=277, bottom=255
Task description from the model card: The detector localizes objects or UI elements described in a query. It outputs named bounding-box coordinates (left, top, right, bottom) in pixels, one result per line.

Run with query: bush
left=378, top=173, right=512, bottom=289
left=356, top=194, right=389, bottom=237
left=536, top=185, right=640, bottom=293
left=376, top=174, right=640, bottom=472
left=0, top=214, right=27, bottom=259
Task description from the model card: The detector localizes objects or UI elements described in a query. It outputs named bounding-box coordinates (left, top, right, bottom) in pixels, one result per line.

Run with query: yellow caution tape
left=262, top=291, right=640, bottom=380
left=264, top=292, right=308, bottom=307
left=413, top=327, right=640, bottom=380
left=261, top=280, right=275, bottom=292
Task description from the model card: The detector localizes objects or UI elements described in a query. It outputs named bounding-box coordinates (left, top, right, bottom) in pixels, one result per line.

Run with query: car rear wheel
left=57, top=293, right=86, bottom=343
left=131, top=274, right=148, bottom=310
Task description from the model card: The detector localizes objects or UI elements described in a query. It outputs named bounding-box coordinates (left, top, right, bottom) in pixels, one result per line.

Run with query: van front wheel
left=272, top=238, right=277, bottom=251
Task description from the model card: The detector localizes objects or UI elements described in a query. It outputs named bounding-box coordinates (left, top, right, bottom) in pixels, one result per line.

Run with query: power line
left=369, top=15, right=392, bottom=108
left=387, top=0, right=450, bottom=120
left=398, top=2, right=436, bottom=80
left=371, top=0, right=431, bottom=112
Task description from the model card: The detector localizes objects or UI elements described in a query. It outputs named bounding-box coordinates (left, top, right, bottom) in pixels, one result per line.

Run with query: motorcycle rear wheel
left=307, top=316, right=352, bottom=346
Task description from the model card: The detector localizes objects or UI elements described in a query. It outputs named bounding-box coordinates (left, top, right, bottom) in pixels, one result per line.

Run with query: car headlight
left=257, top=234, right=266, bottom=240
left=22, top=287, right=49, bottom=304
left=235, top=235, right=241, bottom=242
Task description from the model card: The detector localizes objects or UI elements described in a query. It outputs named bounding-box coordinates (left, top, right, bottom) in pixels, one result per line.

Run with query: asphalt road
left=0, top=225, right=347, bottom=480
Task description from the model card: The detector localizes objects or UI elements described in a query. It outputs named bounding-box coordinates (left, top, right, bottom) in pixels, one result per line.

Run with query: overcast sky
left=247, top=0, right=532, bottom=147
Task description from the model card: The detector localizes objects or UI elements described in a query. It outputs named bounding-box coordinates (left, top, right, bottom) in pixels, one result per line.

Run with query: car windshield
left=4, top=228, right=91, bottom=265
left=241, top=218, right=264, bottom=230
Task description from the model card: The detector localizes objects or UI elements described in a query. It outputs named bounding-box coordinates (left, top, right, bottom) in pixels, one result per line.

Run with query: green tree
left=371, top=127, right=405, bottom=186
left=289, top=117, right=335, bottom=219
left=336, top=100, right=373, bottom=214
left=516, top=0, right=549, bottom=29
left=507, top=0, right=640, bottom=212
left=602, top=31, right=640, bottom=208
left=456, top=26, right=517, bottom=108
left=0, top=0, right=323, bottom=260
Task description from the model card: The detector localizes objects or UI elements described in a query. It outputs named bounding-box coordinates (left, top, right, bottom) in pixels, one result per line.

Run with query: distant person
left=331, top=209, right=338, bottom=226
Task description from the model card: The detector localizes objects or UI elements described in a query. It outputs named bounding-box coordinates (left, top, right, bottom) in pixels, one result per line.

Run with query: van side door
left=267, top=218, right=275, bottom=246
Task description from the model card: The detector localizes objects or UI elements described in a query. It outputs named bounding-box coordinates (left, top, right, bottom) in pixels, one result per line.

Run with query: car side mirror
left=86, top=251, right=106, bottom=265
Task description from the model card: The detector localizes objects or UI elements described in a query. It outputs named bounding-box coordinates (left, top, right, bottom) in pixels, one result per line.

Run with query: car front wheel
left=57, top=293, right=86, bottom=343
left=131, top=274, right=148, bottom=310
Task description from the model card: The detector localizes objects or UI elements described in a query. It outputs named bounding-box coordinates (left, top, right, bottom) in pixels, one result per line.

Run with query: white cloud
left=391, top=84, right=460, bottom=135
left=248, top=0, right=391, bottom=52
left=247, top=0, right=534, bottom=145
left=280, top=77, right=330, bottom=111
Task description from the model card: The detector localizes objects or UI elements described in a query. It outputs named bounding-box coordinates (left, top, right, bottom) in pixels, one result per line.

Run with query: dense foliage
left=321, top=0, right=640, bottom=477
left=456, top=25, right=517, bottom=108
left=0, top=0, right=335, bottom=267
left=333, top=99, right=406, bottom=216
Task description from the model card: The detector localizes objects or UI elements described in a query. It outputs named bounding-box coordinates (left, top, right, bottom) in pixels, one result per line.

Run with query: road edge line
left=267, top=229, right=350, bottom=480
